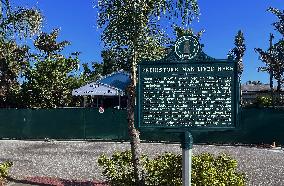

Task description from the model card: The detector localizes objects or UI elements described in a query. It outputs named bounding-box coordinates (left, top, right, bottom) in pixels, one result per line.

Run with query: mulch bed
left=7, top=176, right=109, bottom=186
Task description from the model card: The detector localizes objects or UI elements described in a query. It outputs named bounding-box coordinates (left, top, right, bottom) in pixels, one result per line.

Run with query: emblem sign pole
left=175, top=36, right=199, bottom=186
left=176, top=36, right=199, bottom=186
left=182, top=131, right=193, bottom=186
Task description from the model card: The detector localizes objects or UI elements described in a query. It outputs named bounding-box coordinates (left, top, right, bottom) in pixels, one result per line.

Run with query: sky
left=13, top=0, right=284, bottom=84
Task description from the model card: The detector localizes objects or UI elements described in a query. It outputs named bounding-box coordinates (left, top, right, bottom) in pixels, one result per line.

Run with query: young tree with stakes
left=97, top=0, right=200, bottom=184
left=255, top=7, right=284, bottom=105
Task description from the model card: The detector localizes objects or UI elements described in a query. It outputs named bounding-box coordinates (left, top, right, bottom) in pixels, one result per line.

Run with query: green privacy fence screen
left=0, top=108, right=128, bottom=140
left=0, top=108, right=283, bottom=144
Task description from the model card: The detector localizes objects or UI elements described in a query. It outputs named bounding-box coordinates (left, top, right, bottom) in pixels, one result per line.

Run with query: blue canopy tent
left=72, top=70, right=131, bottom=108
left=97, top=70, right=131, bottom=91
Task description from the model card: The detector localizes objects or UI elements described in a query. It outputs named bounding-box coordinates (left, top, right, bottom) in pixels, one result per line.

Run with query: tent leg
left=118, top=95, right=121, bottom=109
left=83, top=96, right=87, bottom=107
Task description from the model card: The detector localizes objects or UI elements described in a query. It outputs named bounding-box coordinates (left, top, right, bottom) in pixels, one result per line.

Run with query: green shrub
left=0, top=161, right=13, bottom=184
left=0, top=161, right=12, bottom=177
left=255, top=95, right=272, bottom=107
left=98, top=151, right=136, bottom=186
left=144, top=153, right=182, bottom=185
left=98, top=151, right=246, bottom=186
left=192, top=153, right=246, bottom=186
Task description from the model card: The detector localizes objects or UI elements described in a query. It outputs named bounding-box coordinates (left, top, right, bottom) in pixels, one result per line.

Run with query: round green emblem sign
left=174, top=36, right=200, bottom=60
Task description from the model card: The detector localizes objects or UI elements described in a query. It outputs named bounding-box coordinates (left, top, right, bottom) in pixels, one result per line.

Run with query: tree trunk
left=127, top=80, right=143, bottom=185
left=270, top=70, right=275, bottom=107
left=0, top=1, right=2, bottom=17
left=277, top=78, right=281, bottom=105
left=128, top=10, right=143, bottom=180
left=277, top=79, right=281, bottom=92
left=269, top=33, right=275, bottom=107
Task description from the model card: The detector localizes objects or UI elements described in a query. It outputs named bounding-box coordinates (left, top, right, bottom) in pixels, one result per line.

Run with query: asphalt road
left=0, top=140, right=283, bottom=185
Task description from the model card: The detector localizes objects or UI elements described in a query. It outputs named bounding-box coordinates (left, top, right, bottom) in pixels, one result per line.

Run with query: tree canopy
left=21, top=29, right=81, bottom=108
left=98, top=0, right=200, bottom=81
left=0, top=0, right=43, bottom=107
left=255, top=7, right=284, bottom=93
left=0, top=0, right=42, bottom=39
left=268, top=7, right=284, bottom=37
left=228, top=30, right=246, bottom=77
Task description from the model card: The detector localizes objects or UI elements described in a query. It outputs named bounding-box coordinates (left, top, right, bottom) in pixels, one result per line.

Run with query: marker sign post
left=137, top=35, right=239, bottom=186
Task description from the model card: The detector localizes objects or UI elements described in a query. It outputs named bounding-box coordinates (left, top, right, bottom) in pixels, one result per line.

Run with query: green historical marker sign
left=137, top=36, right=240, bottom=131
left=138, top=35, right=240, bottom=186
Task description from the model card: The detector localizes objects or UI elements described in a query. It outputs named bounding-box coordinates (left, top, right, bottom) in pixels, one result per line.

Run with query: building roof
left=241, top=84, right=271, bottom=92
